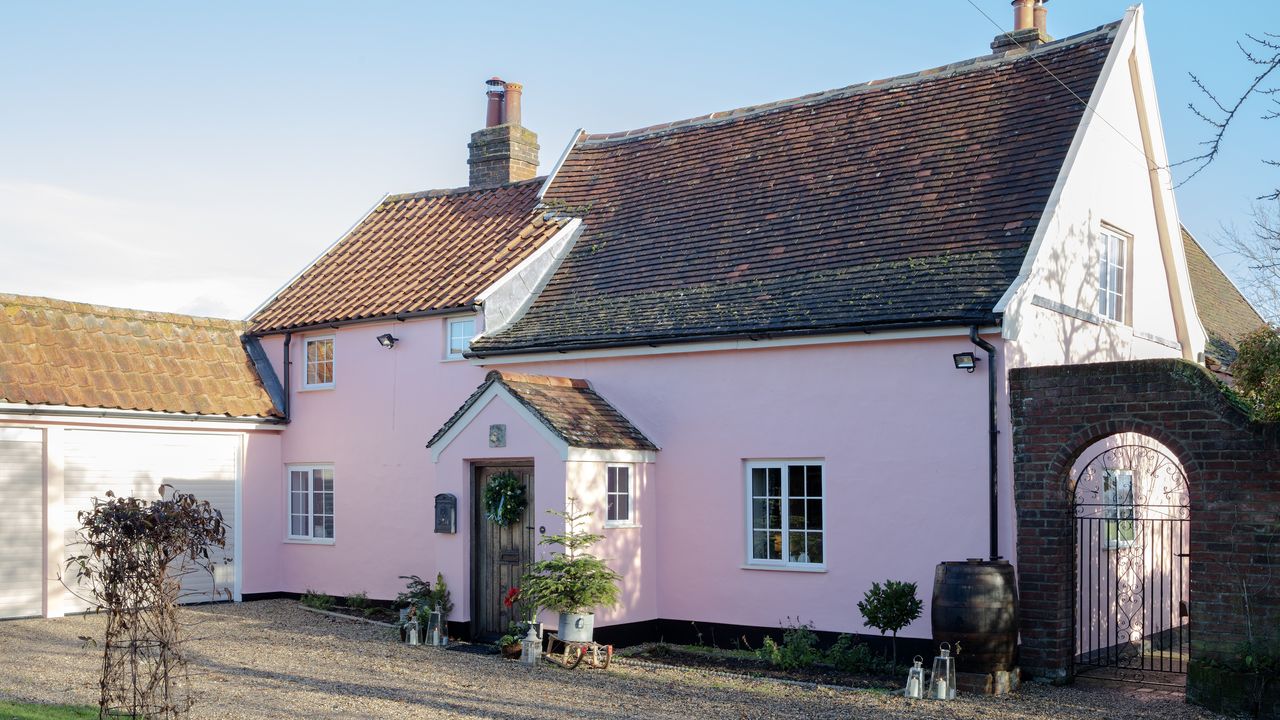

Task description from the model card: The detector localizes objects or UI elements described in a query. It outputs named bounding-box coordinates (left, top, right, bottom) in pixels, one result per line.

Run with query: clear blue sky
left=2, top=1, right=1277, bottom=318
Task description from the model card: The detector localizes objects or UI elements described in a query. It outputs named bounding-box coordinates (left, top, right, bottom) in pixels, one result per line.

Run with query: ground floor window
left=746, top=461, right=823, bottom=567
left=1102, top=468, right=1136, bottom=548
left=288, top=465, right=335, bottom=542
left=606, top=464, right=633, bottom=526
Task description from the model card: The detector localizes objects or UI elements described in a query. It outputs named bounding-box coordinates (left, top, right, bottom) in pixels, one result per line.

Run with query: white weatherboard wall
left=0, top=428, right=44, bottom=619
left=61, top=430, right=241, bottom=611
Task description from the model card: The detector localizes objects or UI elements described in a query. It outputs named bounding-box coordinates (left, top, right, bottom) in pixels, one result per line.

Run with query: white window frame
left=1102, top=468, right=1136, bottom=550
left=301, top=335, right=335, bottom=390
left=605, top=464, right=636, bottom=528
left=445, top=316, right=476, bottom=360
left=286, top=464, right=336, bottom=544
left=744, top=460, right=825, bottom=570
left=1098, top=227, right=1130, bottom=324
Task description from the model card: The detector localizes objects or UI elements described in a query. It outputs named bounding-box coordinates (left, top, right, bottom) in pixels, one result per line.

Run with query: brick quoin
left=1009, top=359, right=1280, bottom=684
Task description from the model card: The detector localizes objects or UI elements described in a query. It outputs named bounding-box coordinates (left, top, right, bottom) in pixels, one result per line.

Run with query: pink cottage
left=0, top=6, right=1264, bottom=663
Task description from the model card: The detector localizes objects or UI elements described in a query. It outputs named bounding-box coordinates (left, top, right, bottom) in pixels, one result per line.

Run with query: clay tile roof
left=427, top=370, right=657, bottom=451
left=470, top=23, right=1120, bottom=355
left=1182, top=227, right=1266, bottom=365
left=0, top=294, right=281, bottom=418
left=249, top=178, right=568, bottom=334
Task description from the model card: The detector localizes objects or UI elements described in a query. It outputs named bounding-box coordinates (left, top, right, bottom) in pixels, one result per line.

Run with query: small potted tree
left=520, top=498, right=621, bottom=643
left=857, top=579, right=923, bottom=669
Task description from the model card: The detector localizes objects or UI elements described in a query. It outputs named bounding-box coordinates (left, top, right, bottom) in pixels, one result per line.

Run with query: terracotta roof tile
left=1183, top=227, right=1266, bottom=364
left=0, top=294, right=281, bottom=418
left=471, top=23, right=1119, bottom=354
left=427, top=370, right=656, bottom=452
left=249, top=179, right=569, bottom=334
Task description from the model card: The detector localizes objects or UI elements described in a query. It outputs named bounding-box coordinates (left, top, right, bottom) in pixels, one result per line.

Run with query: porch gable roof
left=427, top=371, right=656, bottom=460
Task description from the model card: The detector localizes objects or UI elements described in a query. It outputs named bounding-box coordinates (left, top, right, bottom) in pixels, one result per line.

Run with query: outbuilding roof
left=0, top=294, right=281, bottom=418
left=427, top=370, right=656, bottom=452
left=469, top=22, right=1120, bottom=355
left=1182, top=227, right=1266, bottom=365
left=249, top=178, right=569, bottom=334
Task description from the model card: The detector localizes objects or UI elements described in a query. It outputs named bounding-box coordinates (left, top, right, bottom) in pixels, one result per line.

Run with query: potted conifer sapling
left=520, top=498, right=621, bottom=643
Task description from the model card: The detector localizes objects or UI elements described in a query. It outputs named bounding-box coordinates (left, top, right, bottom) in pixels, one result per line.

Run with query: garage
left=62, top=429, right=241, bottom=610
left=0, top=427, right=45, bottom=619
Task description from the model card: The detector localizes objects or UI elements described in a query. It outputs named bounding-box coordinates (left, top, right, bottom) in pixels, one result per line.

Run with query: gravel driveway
left=0, top=600, right=1220, bottom=719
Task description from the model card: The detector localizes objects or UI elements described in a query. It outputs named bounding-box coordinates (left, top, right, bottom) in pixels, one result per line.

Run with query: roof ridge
left=0, top=292, right=247, bottom=330
left=489, top=370, right=590, bottom=389
left=384, top=176, right=546, bottom=204
left=579, top=20, right=1121, bottom=146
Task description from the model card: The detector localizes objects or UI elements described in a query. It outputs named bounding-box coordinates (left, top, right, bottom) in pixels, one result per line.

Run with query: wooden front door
left=472, top=464, right=535, bottom=640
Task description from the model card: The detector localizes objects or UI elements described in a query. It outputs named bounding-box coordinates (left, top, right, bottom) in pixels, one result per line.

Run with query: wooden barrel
left=931, top=559, right=1019, bottom=673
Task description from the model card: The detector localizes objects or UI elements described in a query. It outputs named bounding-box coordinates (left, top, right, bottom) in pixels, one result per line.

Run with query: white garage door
left=0, top=428, right=44, bottom=619
left=64, top=430, right=239, bottom=610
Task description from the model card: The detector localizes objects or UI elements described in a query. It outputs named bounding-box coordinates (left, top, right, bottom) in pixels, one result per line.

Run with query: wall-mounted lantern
left=434, top=493, right=457, bottom=534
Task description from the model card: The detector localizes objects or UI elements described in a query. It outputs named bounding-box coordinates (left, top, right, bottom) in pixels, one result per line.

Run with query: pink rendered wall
left=249, top=316, right=492, bottom=602
left=246, top=324, right=1001, bottom=639
left=484, top=333, right=999, bottom=639
left=239, top=430, right=283, bottom=594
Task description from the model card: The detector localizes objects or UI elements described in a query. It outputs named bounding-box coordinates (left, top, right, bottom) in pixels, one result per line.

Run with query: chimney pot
left=485, top=77, right=505, bottom=128
left=1033, top=0, right=1048, bottom=34
left=503, top=82, right=523, bottom=127
left=1012, top=0, right=1034, bottom=31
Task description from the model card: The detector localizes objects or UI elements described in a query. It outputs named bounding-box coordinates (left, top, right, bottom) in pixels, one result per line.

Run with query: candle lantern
left=904, top=655, right=926, bottom=699
left=929, top=642, right=956, bottom=700
left=424, top=607, right=446, bottom=646
left=405, top=619, right=420, bottom=646
left=520, top=617, right=540, bottom=667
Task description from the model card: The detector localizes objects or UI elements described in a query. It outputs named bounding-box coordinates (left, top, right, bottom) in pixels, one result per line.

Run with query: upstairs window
left=303, top=336, right=335, bottom=389
left=746, top=461, right=824, bottom=567
left=288, top=465, right=335, bottom=542
left=447, top=317, right=475, bottom=360
left=606, top=465, right=633, bottom=526
left=1098, top=229, right=1128, bottom=323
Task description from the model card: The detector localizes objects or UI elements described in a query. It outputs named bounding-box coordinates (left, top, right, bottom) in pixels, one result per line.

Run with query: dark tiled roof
left=1182, top=227, right=1266, bottom=365
left=249, top=179, right=569, bottom=334
left=470, top=23, right=1120, bottom=355
left=0, top=294, right=281, bottom=418
left=427, top=371, right=656, bottom=451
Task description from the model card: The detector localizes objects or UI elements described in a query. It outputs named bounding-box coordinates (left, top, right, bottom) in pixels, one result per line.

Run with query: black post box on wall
left=434, top=493, right=456, bottom=534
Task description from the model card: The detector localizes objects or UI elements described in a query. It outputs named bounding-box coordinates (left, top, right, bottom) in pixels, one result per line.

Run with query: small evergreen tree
left=520, top=498, right=620, bottom=614
left=857, top=579, right=923, bottom=668
left=1230, top=325, right=1280, bottom=421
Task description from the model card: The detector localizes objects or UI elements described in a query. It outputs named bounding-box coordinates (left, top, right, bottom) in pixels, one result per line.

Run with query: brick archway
left=1010, top=359, right=1280, bottom=683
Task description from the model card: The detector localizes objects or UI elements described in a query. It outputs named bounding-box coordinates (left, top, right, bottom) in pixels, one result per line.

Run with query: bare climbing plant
left=64, top=485, right=227, bottom=719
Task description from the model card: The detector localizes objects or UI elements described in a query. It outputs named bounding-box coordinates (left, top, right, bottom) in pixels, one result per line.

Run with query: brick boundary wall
left=1009, top=359, right=1280, bottom=683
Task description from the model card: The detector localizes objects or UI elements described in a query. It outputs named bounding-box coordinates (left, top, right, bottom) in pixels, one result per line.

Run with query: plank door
left=472, top=464, right=534, bottom=640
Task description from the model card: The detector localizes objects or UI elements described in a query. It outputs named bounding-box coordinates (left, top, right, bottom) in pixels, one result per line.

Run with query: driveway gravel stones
left=0, top=601, right=1222, bottom=719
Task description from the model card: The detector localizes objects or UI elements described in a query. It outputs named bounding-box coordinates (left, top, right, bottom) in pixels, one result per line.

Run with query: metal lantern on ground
left=929, top=642, right=957, bottom=700
left=405, top=619, right=420, bottom=646
left=904, top=656, right=926, bottom=699
left=425, top=607, right=445, bottom=646
left=520, top=618, right=540, bottom=667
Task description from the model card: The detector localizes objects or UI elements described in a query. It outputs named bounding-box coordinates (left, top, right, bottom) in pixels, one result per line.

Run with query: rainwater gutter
left=969, top=325, right=999, bottom=561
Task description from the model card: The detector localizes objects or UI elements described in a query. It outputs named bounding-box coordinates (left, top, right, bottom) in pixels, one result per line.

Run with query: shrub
left=345, top=591, right=370, bottom=610
left=758, top=618, right=821, bottom=670
left=857, top=579, right=923, bottom=668
left=301, top=589, right=334, bottom=611
left=1229, top=325, right=1280, bottom=421
left=825, top=634, right=894, bottom=674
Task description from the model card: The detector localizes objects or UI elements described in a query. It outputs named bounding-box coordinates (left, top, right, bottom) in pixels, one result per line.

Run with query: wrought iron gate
left=1074, top=443, right=1189, bottom=682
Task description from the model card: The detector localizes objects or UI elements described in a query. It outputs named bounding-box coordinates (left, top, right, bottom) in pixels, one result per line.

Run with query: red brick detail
left=1010, top=359, right=1280, bottom=682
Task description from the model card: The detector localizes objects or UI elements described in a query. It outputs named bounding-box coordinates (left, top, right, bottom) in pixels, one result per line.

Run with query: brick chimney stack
left=468, top=77, right=539, bottom=189
left=991, top=0, right=1051, bottom=53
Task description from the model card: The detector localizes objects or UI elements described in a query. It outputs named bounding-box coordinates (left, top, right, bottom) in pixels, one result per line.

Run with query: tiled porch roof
left=1182, top=226, right=1266, bottom=366
left=427, top=371, right=656, bottom=451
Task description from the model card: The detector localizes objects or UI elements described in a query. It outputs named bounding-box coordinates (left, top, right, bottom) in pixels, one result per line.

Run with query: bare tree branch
left=1177, top=33, right=1280, bottom=200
